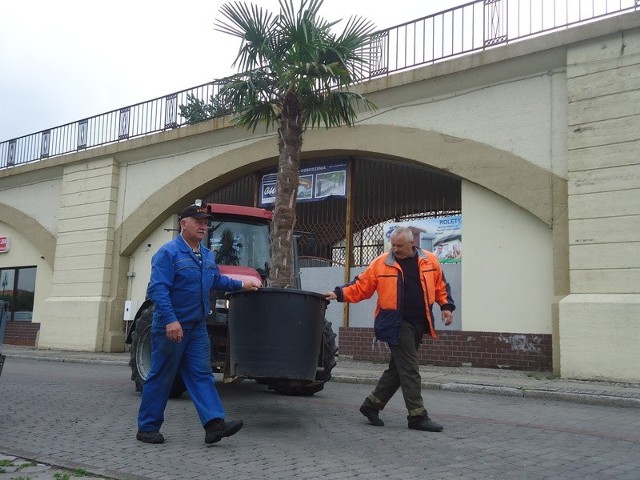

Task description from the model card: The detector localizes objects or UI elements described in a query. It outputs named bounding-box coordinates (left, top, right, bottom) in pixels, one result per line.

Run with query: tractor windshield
left=208, top=220, right=270, bottom=277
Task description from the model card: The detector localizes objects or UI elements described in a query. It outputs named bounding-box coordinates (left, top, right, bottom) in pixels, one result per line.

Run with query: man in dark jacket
left=325, top=226, right=455, bottom=431
left=136, top=203, right=260, bottom=445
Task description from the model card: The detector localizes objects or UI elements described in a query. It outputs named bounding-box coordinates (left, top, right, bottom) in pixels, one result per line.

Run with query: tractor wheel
left=269, top=318, right=338, bottom=396
left=129, top=303, right=186, bottom=398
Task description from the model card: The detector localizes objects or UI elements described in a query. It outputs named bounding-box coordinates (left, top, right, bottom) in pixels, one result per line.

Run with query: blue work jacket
left=147, top=235, right=242, bottom=331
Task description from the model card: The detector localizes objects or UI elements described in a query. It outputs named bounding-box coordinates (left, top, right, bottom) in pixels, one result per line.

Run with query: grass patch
left=53, top=468, right=90, bottom=479
left=0, top=459, right=93, bottom=479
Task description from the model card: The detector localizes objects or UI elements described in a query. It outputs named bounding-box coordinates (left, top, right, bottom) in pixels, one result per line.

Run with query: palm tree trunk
left=269, top=110, right=303, bottom=288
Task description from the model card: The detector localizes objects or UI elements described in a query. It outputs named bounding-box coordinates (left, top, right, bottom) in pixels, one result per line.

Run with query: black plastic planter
left=227, top=288, right=327, bottom=381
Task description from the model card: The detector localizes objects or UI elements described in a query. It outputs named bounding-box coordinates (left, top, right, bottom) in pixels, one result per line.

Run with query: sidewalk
left=4, top=344, right=640, bottom=408
left=2, top=344, right=640, bottom=480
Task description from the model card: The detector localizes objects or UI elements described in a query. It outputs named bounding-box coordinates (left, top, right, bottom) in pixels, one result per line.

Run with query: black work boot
left=205, top=418, right=243, bottom=444
left=136, top=430, right=165, bottom=444
left=408, top=415, right=443, bottom=432
left=359, top=405, right=384, bottom=426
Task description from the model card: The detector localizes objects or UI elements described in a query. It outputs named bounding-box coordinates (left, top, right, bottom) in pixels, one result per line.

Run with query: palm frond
left=326, top=16, right=377, bottom=82
left=234, top=101, right=280, bottom=132
left=216, top=2, right=277, bottom=71
left=214, top=0, right=378, bottom=288
left=218, top=70, right=284, bottom=132
left=301, top=90, right=375, bottom=130
left=216, top=1, right=377, bottom=131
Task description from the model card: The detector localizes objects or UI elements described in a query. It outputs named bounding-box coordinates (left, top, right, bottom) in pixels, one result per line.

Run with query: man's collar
left=178, top=234, right=200, bottom=252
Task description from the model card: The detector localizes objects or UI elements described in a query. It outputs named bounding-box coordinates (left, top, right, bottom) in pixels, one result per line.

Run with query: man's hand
left=441, top=310, right=454, bottom=326
left=324, top=291, right=337, bottom=301
left=241, top=279, right=261, bottom=291
left=166, top=321, right=183, bottom=342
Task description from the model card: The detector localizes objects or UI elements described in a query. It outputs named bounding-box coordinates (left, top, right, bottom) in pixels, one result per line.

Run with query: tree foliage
left=215, top=0, right=377, bottom=287
left=179, top=93, right=232, bottom=124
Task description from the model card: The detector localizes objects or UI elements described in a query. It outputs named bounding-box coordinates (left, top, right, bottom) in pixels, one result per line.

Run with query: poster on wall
left=260, top=159, right=348, bottom=207
left=383, top=215, right=462, bottom=263
left=0, top=236, right=9, bottom=253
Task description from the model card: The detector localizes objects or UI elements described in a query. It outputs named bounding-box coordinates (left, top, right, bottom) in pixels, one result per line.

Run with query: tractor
left=126, top=203, right=337, bottom=397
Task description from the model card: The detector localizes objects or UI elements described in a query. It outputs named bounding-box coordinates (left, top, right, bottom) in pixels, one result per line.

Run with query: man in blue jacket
left=136, top=203, right=261, bottom=445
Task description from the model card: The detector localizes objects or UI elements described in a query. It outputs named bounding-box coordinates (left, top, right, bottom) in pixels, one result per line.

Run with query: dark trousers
left=362, top=321, right=428, bottom=419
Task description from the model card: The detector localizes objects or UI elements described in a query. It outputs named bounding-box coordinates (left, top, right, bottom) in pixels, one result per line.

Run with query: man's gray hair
left=390, top=226, right=414, bottom=243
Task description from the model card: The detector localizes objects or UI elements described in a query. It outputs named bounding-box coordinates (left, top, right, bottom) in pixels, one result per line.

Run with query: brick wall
left=3, top=322, right=40, bottom=346
left=339, top=327, right=552, bottom=371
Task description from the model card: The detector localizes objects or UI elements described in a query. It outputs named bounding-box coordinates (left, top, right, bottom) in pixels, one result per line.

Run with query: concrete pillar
left=559, top=28, right=640, bottom=381
left=38, top=157, right=119, bottom=351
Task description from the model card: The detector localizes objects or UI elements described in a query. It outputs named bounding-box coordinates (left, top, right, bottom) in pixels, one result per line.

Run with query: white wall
left=0, top=221, right=53, bottom=326
left=462, top=181, right=554, bottom=333
left=127, top=215, right=178, bottom=311
left=300, top=266, right=345, bottom=342
left=0, top=178, right=61, bottom=235
left=559, top=27, right=640, bottom=382
left=367, top=70, right=566, bottom=177
left=310, top=181, right=553, bottom=337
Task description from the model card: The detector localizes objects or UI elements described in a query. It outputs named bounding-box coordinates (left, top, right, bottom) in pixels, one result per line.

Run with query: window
left=0, top=266, right=36, bottom=322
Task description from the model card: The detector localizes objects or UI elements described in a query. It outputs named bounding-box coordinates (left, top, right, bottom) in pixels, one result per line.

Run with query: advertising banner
left=0, top=236, right=9, bottom=254
left=383, top=215, right=462, bottom=263
left=260, top=159, right=348, bottom=207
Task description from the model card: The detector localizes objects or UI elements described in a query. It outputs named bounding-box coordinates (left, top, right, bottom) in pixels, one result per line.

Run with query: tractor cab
left=204, top=204, right=273, bottom=365
left=206, top=203, right=272, bottom=282
left=204, top=203, right=272, bottom=318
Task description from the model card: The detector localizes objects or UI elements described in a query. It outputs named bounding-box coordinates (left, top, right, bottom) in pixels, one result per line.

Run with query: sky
left=0, top=0, right=461, bottom=141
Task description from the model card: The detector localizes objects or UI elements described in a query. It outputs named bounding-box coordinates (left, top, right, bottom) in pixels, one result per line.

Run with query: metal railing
left=1, top=0, right=638, bottom=169
left=0, top=80, right=228, bottom=168
left=364, top=0, right=639, bottom=76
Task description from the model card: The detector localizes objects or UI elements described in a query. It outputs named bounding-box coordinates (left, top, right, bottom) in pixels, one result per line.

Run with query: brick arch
left=0, top=203, right=55, bottom=268
left=115, top=137, right=278, bottom=257
left=116, top=123, right=564, bottom=256
left=300, top=124, right=563, bottom=226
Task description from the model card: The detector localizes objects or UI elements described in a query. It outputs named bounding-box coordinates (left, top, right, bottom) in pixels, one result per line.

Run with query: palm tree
left=215, top=0, right=376, bottom=288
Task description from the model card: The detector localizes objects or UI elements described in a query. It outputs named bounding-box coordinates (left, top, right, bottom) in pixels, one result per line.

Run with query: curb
left=4, top=352, right=129, bottom=366
left=331, top=374, right=640, bottom=409
left=6, top=352, right=640, bottom=409
left=522, top=390, right=640, bottom=409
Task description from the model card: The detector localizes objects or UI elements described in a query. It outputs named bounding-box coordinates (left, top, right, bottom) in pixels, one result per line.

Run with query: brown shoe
left=205, top=418, right=243, bottom=444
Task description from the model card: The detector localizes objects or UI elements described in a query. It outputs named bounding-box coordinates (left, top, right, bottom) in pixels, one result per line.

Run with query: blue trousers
left=137, top=322, right=225, bottom=432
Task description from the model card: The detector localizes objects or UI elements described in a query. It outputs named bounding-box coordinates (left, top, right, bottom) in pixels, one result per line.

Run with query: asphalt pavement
left=1, top=344, right=640, bottom=479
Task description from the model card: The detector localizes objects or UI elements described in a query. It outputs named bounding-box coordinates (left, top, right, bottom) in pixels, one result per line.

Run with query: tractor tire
left=269, top=318, right=338, bottom=396
left=129, top=303, right=186, bottom=398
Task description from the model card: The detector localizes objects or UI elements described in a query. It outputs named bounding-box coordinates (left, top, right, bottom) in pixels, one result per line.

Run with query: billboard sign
left=383, top=216, right=462, bottom=263
left=0, top=236, right=9, bottom=254
left=260, top=159, right=348, bottom=207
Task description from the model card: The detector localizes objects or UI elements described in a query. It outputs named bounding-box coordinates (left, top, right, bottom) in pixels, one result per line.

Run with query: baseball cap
left=179, top=203, right=213, bottom=220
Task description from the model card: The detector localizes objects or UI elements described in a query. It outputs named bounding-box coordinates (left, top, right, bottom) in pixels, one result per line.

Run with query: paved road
left=1, top=358, right=639, bottom=480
